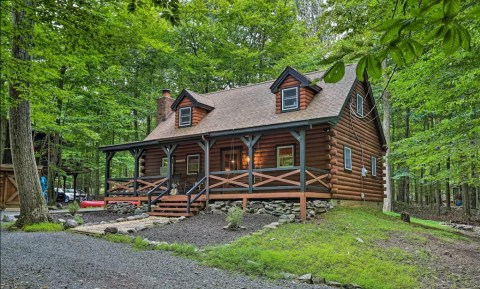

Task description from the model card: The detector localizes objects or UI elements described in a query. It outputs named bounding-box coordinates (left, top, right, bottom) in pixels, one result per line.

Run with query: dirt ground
left=393, top=202, right=480, bottom=226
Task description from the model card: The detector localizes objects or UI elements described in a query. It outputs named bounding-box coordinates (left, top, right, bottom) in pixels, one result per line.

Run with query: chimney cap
left=161, top=89, right=171, bottom=94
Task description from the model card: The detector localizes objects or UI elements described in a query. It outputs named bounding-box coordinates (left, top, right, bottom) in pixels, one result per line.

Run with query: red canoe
left=80, top=200, right=139, bottom=208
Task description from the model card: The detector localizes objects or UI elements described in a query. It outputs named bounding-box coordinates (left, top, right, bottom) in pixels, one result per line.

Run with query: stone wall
left=205, top=199, right=333, bottom=220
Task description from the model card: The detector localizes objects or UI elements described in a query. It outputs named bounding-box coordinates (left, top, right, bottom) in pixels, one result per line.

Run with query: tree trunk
left=436, top=181, right=441, bottom=215
left=461, top=182, right=471, bottom=222
left=0, top=113, right=7, bottom=164
left=9, top=1, right=51, bottom=227
left=445, top=157, right=451, bottom=211
left=94, top=142, right=100, bottom=200
left=382, top=89, right=392, bottom=211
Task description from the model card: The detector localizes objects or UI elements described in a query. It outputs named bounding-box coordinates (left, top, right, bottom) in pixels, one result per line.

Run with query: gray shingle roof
left=145, top=64, right=357, bottom=141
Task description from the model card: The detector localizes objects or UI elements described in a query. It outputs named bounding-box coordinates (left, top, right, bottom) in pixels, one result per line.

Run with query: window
left=221, top=148, right=241, bottom=171
left=371, top=156, right=377, bottom=177
left=160, top=157, right=174, bottom=176
left=356, top=94, right=364, bottom=117
left=281, top=87, right=299, bottom=111
left=186, top=154, right=200, bottom=175
left=277, top=145, right=295, bottom=167
left=179, top=107, right=192, bottom=127
left=344, top=147, right=352, bottom=171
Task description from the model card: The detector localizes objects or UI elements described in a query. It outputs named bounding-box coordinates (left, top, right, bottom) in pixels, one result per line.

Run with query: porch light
left=246, top=156, right=250, bottom=163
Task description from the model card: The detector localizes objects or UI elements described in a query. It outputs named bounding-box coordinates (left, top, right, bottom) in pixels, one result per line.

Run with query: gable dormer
left=270, top=66, right=322, bottom=114
left=171, top=89, right=214, bottom=128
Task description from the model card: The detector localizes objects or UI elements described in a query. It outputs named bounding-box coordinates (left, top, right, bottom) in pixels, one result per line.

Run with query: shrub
left=226, top=206, right=244, bottom=228
left=67, top=202, right=80, bottom=216
left=73, top=215, right=84, bottom=225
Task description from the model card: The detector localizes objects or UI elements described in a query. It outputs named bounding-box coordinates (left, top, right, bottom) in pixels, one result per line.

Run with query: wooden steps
left=149, top=199, right=205, bottom=217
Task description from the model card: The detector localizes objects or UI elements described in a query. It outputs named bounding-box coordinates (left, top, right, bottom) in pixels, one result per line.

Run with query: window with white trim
left=356, top=94, right=364, bottom=117
left=281, top=87, right=299, bottom=111
left=186, top=154, right=200, bottom=175
left=371, top=156, right=377, bottom=177
left=179, top=107, right=192, bottom=127
left=344, top=147, right=352, bottom=171
left=277, top=145, right=294, bottom=167
left=160, top=157, right=174, bottom=176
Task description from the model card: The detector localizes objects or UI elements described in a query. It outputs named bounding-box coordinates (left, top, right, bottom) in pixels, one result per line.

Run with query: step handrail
left=186, top=176, right=207, bottom=214
left=146, top=178, right=169, bottom=212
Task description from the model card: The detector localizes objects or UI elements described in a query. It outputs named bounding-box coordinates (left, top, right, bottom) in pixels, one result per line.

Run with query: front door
left=221, top=148, right=242, bottom=171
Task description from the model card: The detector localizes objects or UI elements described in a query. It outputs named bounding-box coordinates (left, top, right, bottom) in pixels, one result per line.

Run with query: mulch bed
left=134, top=213, right=278, bottom=248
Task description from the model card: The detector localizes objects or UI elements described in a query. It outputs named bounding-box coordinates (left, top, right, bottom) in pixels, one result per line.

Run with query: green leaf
left=356, top=56, right=367, bottom=81
left=408, top=39, right=424, bottom=57
left=455, top=23, right=471, bottom=51
left=380, top=25, right=402, bottom=44
left=374, top=19, right=404, bottom=32
left=366, top=55, right=382, bottom=79
left=443, top=0, right=461, bottom=19
left=389, top=46, right=405, bottom=66
left=323, top=61, right=345, bottom=83
left=443, top=27, right=460, bottom=55
left=399, top=40, right=415, bottom=64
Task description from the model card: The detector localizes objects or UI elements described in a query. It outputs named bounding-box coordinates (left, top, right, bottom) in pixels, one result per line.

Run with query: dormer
left=270, top=66, right=322, bottom=114
left=171, top=89, right=214, bottom=128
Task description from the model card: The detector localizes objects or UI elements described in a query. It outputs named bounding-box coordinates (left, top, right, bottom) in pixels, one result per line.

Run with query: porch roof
left=145, top=64, right=358, bottom=142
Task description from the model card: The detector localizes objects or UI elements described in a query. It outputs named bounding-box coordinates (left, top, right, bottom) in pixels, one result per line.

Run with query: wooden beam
left=299, top=130, right=306, bottom=192
left=104, top=151, right=115, bottom=197
left=300, top=194, right=307, bottom=220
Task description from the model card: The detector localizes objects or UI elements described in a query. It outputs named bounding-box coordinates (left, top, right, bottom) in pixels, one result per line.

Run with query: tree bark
left=445, top=157, right=451, bottom=211
left=9, top=0, right=51, bottom=226
left=0, top=113, right=7, bottom=164
left=382, top=87, right=392, bottom=211
left=461, top=182, right=471, bottom=223
left=94, top=142, right=100, bottom=200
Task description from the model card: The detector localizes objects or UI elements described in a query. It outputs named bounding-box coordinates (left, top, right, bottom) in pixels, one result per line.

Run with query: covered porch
left=100, top=124, right=334, bottom=220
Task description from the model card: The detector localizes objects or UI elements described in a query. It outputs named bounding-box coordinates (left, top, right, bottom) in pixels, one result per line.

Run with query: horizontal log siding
left=330, top=80, right=384, bottom=201
left=174, top=98, right=208, bottom=128
left=275, top=76, right=316, bottom=113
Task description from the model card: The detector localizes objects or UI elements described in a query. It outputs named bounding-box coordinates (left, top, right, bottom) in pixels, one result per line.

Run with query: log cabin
left=100, top=64, right=386, bottom=220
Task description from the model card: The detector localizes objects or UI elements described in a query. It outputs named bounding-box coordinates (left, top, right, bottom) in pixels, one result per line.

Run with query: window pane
left=277, top=146, right=294, bottom=167
left=179, top=107, right=191, bottom=126
left=282, top=88, right=298, bottom=110
left=187, top=155, right=199, bottom=175
left=344, top=147, right=352, bottom=170
left=372, top=157, right=376, bottom=176
left=357, top=94, right=363, bottom=116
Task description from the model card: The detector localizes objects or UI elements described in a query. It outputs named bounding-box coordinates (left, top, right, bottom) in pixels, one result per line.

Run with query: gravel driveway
left=0, top=230, right=331, bottom=289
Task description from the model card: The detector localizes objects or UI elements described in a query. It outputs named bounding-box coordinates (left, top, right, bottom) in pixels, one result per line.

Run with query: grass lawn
left=198, top=207, right=467, bottom=289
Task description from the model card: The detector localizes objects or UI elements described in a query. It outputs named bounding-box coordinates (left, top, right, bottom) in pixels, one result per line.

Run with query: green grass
left=0, top=221, right=14, bottom=229
left=23, top=222, right=63, bottom=232
left=103, top=234, right=133, bottom=244
left=198, top=207, right=466, bottom=289
left=73, top=215, right=84, bottom=225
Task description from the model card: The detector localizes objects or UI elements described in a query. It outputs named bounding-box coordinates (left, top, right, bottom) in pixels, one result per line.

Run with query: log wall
left=330, top=80, right=385, bottom=202
left=174, top=98, right=208, bottom=128
left=275, top=76, right=315, bottom=113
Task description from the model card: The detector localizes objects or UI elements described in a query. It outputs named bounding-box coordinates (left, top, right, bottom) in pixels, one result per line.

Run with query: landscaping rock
left=297, top=274, right=313, bottom=284
left=126, top=216, right=136, bottom=221
left=63, top=219, right=78, bottom=229
left=343, top=284, right=362, bottom=289
left=326, top=281, right=343, bottom=287
left=312, top=276, right=326, bottom=284
left=263, top=223, right=278, bottom=230
left=134, top=226, right=146, bottom=232
left=57, top=218, right=66, bottom=224
left=64, top=213, right=73, bottom=218
left=104, top=227, right=118, bottom=234
left=116, top=218, right=126, bottom=222
left=279, top=272, right=297, bottom=280
left=134, top=208, right=144, bottom=215
left=355, top=237, right=364, bottom=243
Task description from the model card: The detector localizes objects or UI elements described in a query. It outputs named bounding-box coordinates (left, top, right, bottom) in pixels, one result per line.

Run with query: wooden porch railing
left=107, top=175, right=168, bottom=195
left=186, top=176, right=207, bottom=214
left=208, top=167, right=330, bottom=193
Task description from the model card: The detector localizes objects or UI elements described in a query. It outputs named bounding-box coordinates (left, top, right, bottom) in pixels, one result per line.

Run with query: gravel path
left=135, top=213, right=278, bottom=248
left=0, top=230, right=331, bottom=289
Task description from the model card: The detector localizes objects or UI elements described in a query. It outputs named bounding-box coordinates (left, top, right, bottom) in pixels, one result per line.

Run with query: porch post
left=197, top=139, right=215, bottom=204
left=290, top=130, right=306, bottom=192
left=161, top=144, right=177, bottom=190
left=299, top=130, right=306, bottom=192
left=130, top=148, right=144, bottom=197
left=104, top=151, right=115, bottom=197
left=240, top=134, right=261, bottom=194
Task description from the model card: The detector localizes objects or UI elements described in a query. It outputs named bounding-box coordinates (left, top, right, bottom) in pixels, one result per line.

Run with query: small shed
left=0, top=164, right=43, bottom=208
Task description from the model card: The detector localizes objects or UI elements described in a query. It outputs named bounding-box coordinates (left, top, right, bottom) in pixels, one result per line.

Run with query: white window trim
left=356, top=94, right=364, bottom=117
left=281, top=87, right=299, bottom=111
left=371, top=156, right=377, bottom=177
left=277, top=145, right=295, bottom=168
left=179, top=107, right=192, bottom=127
left=186, top=154, right=200, bottom=175
left=344, top=147, right=352, bottom=171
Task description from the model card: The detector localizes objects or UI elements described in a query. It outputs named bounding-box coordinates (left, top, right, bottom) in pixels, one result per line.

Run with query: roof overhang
left=270, top=66, right=322, bottom=94
left=171, top=89, right=215, bottom=111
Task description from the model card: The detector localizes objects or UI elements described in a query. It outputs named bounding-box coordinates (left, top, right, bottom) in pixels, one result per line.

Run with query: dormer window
left=281, top=87, right=299, bottom=112
left=179, top=107, right=192, bottom=127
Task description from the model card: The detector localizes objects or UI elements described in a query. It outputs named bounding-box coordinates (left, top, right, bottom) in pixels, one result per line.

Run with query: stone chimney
left=156, top=89, right=175, bottom=125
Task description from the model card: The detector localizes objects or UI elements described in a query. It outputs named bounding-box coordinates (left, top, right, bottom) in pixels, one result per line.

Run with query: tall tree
left=9, top=0, right=50, bottom=226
